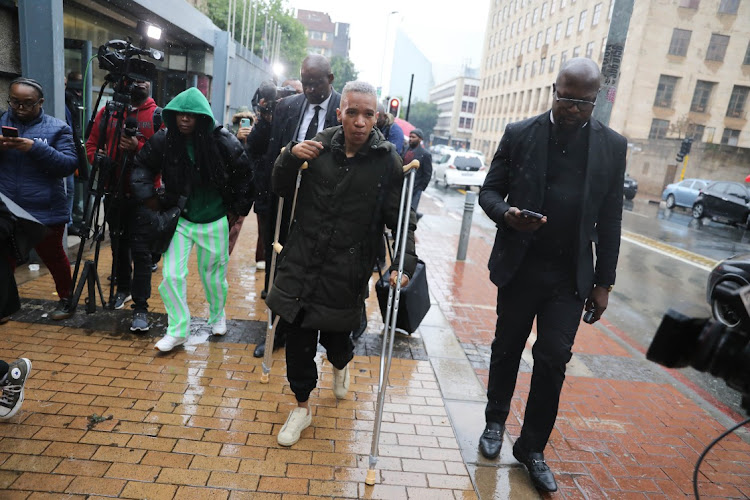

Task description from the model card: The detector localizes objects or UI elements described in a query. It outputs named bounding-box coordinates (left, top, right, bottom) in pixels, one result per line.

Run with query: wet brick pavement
left=1, top=189, right=749, bottom=498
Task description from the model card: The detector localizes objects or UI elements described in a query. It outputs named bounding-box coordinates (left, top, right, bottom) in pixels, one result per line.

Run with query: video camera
left=252, top=81, right=298, bottom=114
left=647, top=282, right=750, bottom=415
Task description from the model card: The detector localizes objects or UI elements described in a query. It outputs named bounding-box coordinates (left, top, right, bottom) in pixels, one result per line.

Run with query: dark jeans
left=485, top=255, right=585, bottom=452
left=411, top=189, right=423, bottom=212
left=34, top=224, right=72, bottom=300
left=111, top=202, right=152, bottom=312
left=281, top=311, right=354, bottom=403
left=0, top=360, right=8, bottom=381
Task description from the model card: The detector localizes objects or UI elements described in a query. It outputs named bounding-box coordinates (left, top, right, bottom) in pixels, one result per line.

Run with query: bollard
left=456, top=191, right=476, bottom=261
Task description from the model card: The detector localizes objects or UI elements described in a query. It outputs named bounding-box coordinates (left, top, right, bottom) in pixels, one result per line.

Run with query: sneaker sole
left=130, top=326, right=150, bottom=332
left=154, top=339, right=186, bottom=352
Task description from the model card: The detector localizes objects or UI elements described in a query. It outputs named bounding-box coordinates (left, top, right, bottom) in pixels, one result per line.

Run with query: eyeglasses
left=553, top=91, right=596, bottom=112
left=7, top=98, right=43, bottom=110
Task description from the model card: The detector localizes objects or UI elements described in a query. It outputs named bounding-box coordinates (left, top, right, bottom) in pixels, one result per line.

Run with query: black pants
left=111, top=201, right=152, bottom=313
left=281, top=311, right=354, bottom=403
left=0, top=250, right=20, bottom=318
left=485, top=255, right=585, bottom=452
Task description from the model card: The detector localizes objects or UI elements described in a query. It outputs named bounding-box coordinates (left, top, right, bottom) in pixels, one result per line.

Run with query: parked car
left=432, top=151, right=487, bottom=188
left=430, top=144, right=454, bottom=156
left=707, top=254, right=750, bottom=327
left=692, top=181, right=750, bottom=228
left=661, top=178, right=711, bottom=209
left=623, top=173, right=638, bottom=200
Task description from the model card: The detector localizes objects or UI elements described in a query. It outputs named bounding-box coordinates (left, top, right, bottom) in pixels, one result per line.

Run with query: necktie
left=304, top=105, right=322, bottom=140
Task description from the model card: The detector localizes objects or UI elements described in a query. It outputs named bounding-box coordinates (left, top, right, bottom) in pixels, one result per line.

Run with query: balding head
left=552, top=57, right=601, bottom=131
left=301, top=54, right=334, bottom=105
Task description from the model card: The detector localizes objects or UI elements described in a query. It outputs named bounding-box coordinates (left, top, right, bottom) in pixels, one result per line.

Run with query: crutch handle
left=273, top=242, right=283, bottom=254
left=402, top=160, right=420, bottom=173
left=300, top=161, right=309, bottom=170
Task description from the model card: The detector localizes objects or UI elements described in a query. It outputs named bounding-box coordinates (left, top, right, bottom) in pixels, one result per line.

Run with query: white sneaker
left=154, top=335, right=187, bottom=352
left=256, top=261, right=266, bottom=271
left=0, top=358, right=32, bottom=419
left=211, top=316, right=227, bottom=336
left=277, top=407, right=312, bottom=447
left=332, top=365, right=350, bottom=400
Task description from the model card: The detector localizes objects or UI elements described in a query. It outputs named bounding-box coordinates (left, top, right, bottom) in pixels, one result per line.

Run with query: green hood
left=163, top=87, right=216, bottom=132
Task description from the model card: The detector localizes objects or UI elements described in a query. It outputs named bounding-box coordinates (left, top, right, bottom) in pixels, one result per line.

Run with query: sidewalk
left=0, top=191, right=748, bottom=499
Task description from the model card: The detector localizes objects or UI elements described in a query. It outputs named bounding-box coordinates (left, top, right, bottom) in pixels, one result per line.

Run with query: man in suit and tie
left=477, top=58, right=627, bottom=493
left=253, top=54, right=342, bottom=358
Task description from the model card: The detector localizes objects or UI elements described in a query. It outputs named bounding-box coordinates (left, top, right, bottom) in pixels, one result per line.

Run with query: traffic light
left=388, top=97, right=401, bottom=118
left=675, top=137, right=693, bottom=163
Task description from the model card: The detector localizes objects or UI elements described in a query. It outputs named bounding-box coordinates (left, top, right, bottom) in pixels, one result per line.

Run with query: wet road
left=426, top=185, right=748, bottom=417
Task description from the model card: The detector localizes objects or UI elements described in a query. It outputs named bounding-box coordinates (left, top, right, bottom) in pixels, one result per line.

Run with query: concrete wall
left=222, top=42, right=273, bottom=127
left=0, top=5, right=21, bottom=105
left=627, top=139, right=750, bottom=197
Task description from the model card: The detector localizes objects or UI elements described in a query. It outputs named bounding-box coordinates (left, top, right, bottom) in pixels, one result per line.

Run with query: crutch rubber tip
left=260, top=372, right=270, bottom=384
left=365, top=469, right=377, bottom=486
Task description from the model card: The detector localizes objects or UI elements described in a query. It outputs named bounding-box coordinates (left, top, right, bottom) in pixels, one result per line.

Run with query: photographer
left=0, top=78, right=78, bottom=321
left=132, top=87, right=253, bottom=352
left=85, top=78, right=162, bottom=331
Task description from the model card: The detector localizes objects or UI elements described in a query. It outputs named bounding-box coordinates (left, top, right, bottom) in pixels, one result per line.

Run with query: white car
left=432, top=151, right=487, bottom=188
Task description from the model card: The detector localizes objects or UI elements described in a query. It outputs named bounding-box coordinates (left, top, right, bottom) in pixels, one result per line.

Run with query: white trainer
left=332, top=364, right=350, bottom=400
left=154, top=335, right=187, bottom=352
left=211, top=316, right=227, bottom=336
left=277, top=407, right=312, bottom=447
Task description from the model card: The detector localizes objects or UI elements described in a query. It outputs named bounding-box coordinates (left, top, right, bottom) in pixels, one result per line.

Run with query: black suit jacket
left=479, top=111, right=627, bottom=298
left=265, top=90, right=342, bottom=164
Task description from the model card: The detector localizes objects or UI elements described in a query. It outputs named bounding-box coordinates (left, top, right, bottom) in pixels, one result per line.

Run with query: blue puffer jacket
left=0, top=109, right=77, bottom=226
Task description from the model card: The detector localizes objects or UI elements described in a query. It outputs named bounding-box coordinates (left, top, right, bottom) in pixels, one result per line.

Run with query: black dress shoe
left=253, top=340, right=266, bottom=358
left=253, top=333, right=286, bottom=358
left=512, top=441, right=558, bottom=493
left=478, top=422, right=504, bottom=459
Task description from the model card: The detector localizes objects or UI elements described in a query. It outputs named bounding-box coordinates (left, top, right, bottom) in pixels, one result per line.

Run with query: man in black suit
left=477, top=58, right=626, bottom=493
left=253, top=54, right=342, bottom=358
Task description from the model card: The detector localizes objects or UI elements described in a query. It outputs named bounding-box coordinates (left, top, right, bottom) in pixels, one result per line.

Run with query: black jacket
left=244, top=118, right=273, bottom=214
left=131, top=127, right=254, bottom=217
left=265, top=126, right=418, bottom=332
left=479, top=112, right=626, bottom=298
left=403, top=144, right=433, bottom=191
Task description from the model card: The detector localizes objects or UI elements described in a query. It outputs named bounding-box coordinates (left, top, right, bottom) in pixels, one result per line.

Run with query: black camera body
left=252, top=81, right=298, bottom=114
left=647, top=284, right=750, bottom=414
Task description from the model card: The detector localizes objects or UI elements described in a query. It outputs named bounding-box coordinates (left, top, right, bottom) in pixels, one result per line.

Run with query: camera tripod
left=68, top=77, right=136, bottom=314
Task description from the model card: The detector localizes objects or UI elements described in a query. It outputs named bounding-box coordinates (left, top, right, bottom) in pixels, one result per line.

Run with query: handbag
left=147, top=194, right=188, bottom=255
left=374, top=238, right=431, bottom=334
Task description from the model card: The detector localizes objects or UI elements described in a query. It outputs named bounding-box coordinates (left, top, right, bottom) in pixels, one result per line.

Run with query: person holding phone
left=0, top=77, right=78, bottom=321
left=477, top=59, right=626, bottom=493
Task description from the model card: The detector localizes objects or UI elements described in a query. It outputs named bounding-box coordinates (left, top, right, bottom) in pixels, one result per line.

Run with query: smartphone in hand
left=520, top=209, right=544, bottom=220
left=239, top=118, right=252, bottom=129
left=1, top=126, right=19, bottom=138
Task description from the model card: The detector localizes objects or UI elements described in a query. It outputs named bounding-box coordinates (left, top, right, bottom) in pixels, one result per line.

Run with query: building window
left=679, top=0, right=700, bottom=7
left=555, top=22, right=563, bottom=41
left=561, top=0, right=567, bottom=8
left=668, top=29, right=692, bottom=56
left=706, top=34, right=730, bottom=61
left=744, top=41, right=750, bottom=64
left=521, top=39, right=526, bottom=53
left=690, top=81, right=715, bottom=112
left=687, top=124, right=705, bottom=142
left=592, top=3, right=602, bottom=25
left=721, top=128, right=740, bottom=146
left=573, top=46, right=581, bottom=57
left=649, top=119, right=670, bottom=139
left=551, top=0, right=557, bottom=13
left=531, top=60, right=537, bottom=77
left=542, top=2, right=549, bottom=19
left=608, top=0, right=615, bottom=18
left=528, top=35, right=534, bottom=53
left=654, top=75, right=679, bottom=108
left=525, top=12, right=531, bottom=28
left=600, top=37, right=608, bottom=61
left=578, top=10, right=588, bottom=31
left=726, top=86, right=749, bottom=118
left=561, top=50, right=568, bottom=64
left=718, top=0, right=740, bottom=13
left=540, top=57, right=547, bottom=73
left=537, top=31, right=543, bottom=48
left=549, top=54, right=557, bottom=72
left=566, top=16, right=575, bottom=36
left=586, top=41, right=595, bottom=58
left=533, top=7, right=539, bottom=23
left=546, top=27, right=552, bottom=44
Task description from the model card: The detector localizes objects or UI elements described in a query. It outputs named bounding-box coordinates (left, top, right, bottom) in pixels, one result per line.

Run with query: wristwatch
left=597, top=284, right=614, bottom=292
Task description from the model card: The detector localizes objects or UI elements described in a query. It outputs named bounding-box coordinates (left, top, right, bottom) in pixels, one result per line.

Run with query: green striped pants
left=159, top=217, right=229, bottom=338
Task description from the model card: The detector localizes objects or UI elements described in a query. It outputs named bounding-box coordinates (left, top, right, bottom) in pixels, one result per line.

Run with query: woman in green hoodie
left=132, top=88, right=254, bottom=352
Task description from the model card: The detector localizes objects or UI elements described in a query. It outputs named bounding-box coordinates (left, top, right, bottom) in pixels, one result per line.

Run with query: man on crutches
left=265, top=81, right=418, bottom=447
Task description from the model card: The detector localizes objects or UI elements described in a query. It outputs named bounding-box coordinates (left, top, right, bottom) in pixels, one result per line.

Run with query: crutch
left=260, top=160, right=308, bottom=384
left=366, top=159, right=420, bottom=486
